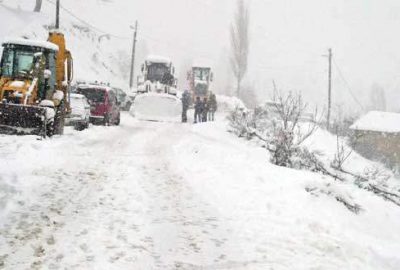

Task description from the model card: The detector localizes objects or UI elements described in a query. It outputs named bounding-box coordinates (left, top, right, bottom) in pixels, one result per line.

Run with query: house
left=350, top=111, right=400, bottom=167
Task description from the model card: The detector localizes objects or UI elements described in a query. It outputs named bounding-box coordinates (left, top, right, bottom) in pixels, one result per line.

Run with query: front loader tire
left=53, top=101, right=66, bottom=135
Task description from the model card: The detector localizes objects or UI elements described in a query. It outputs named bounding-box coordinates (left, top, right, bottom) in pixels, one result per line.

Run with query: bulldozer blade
left=130, top=93, right=182, bottom=122
left=0, top=103, right=47, bottom=136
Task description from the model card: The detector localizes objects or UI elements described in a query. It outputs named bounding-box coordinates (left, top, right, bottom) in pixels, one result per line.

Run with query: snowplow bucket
left=0, top=103, right=47, bottom=136
left=130, top=93, right=182, bottom=122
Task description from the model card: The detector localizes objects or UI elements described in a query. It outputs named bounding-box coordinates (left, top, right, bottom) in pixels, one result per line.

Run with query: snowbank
left=170, top=120, right=400, bottom=269
left=216, top=94, right=246, bottom=112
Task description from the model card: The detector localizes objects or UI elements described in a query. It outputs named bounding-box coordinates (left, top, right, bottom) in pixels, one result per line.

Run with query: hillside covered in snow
left=0, top=0, right=131, bottom=89
left=0, top=1, right=400, bottom=270
left=0, top=112, right=400, bottom=269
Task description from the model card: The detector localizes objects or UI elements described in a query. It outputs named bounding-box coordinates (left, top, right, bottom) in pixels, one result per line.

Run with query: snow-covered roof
left=192, top=59, right=213, bottom=69
left=146, top=55, right=172, bottom=65
left=78, top=84, right=112, bottom=92
left=350, top=111, right=400, bottom=133
left=70, top=93, right=86, bottom=99
left=2, top=38, right=59, bottom=51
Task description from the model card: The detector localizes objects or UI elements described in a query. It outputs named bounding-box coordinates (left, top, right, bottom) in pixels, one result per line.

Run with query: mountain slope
left=0, top=1, right=129, bottom=88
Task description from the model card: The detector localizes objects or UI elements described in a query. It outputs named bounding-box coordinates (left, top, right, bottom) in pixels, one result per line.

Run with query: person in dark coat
left=181, top=90, right=191, bottom=123
left=161, top=72, right=174, bottom=86
left=207, top=92, right=217, bottom=121
left=194, top=96, right=203, bottom=123
left=202, top=97, right=209, bottom=122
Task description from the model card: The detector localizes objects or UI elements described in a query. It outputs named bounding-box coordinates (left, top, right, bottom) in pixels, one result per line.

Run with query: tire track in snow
left=1, top=117, right=259, bottom=269
left=133, top=123, right=251, bottom=269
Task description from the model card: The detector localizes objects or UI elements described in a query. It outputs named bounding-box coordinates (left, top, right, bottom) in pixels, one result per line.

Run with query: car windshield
left=193, top=68, right=210, bottom=81
left=0, top=48, right=35, bottom=78
left=70, top=96, right=85, bottom=109
left=147, top=63, right=168, bottom=82
left=77, top=88, right=105, bottom=103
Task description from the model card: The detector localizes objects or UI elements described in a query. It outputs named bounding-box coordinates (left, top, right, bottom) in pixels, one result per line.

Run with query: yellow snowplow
left=0, top=31, right=73, bottom=136
left=187, top=64, right=213, bottom=103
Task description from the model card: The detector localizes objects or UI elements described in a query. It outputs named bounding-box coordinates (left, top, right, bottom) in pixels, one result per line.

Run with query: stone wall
left=352, top=130, right=400, bottom=168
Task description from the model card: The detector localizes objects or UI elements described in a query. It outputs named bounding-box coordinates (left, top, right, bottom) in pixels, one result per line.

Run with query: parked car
left=65, top=93, right=90, bottom=130
left=76, top=84, right=121, bottom=126
left=113, top=87, right=132, bottom=111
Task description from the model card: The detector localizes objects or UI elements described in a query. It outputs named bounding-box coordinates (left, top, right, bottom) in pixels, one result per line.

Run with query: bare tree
left=240, top=83, right=258, bottom=108
left=34, top=0, right=43, bottom=12
left=331, top=133, right=353, bottom=170
left=269, top=92, right=318, bottom=167
left=230, top=0, right=249, bottom=98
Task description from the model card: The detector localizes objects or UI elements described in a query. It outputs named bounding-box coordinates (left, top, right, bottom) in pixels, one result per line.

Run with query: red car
left=76, top=85, right=121, bottom=126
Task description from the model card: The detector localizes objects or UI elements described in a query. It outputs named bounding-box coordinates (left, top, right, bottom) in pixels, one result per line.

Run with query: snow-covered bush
left=227, top=105, right=270, bottom=139
left=228, top=93, right=400, bottom=212
left=228, top=92, right=318, bottom=168
left=331, top=135, right=353, bottom=170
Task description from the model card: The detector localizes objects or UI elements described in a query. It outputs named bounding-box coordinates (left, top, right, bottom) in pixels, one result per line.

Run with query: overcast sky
left=94, top=0, right=400, bottom=112
left=10, top=0, right=400, bottom=113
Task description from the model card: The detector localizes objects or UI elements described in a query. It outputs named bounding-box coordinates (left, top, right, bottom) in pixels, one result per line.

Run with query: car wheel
left=74, top=122, right=84, bottom=131
left=46, top=120, right=55, bottom=137
left=104, top=114, right=110, bottom=126
left=115, top=113, right=121, bottom=126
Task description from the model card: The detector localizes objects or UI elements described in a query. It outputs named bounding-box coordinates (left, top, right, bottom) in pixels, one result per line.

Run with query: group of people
left=181, top=90, right=218, bottom=123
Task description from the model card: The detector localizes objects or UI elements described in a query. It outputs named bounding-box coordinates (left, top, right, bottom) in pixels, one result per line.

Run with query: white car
left=66, top=93, right=91, bottom=130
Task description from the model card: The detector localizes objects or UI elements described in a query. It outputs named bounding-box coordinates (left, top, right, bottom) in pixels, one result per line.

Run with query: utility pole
left=272, top=80, right=277, bottom=101
left=129, top=21, right=138, bottom=90
left=327, top=48, right=333, bottom=130
left=55, top=0, right=60, bottom=29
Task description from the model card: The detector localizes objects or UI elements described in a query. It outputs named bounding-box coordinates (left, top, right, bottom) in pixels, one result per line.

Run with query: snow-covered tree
left=240, top=83, right=257, bottom=109
left=268, top=92, right=318, bottom=167
left=230, top=0, right=249, bottom=98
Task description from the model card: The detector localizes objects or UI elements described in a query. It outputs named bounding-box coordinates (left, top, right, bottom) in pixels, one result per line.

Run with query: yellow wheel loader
left=0, top=31, right=73, bottom=136
left=187, top=65, right=213, bottom=103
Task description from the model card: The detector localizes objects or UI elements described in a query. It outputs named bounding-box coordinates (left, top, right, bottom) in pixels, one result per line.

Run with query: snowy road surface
left=1, top=113, right=400, bottom=269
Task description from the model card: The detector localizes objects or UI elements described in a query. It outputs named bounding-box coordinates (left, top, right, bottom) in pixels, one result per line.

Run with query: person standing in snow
left=194, top=96, right=203, bottom=123
left=162, top=71, right=174, bottom=87
left=207, top=92, right=217, bottom=121
left=202, top=97, right=209, bottom=122
left=181, top=90, right=191, bottom=123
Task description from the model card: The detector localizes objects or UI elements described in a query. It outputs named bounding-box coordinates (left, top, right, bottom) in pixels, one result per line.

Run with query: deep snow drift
left=0, top=113, right=400, bottom=269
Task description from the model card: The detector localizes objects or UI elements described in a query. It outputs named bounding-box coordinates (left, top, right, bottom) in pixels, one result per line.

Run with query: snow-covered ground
left=1, top=112, right=400, bottom=269
left=1, top=2, right=400, bottom=269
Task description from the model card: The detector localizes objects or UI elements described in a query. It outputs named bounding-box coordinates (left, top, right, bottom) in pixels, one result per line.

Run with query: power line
left=45, top=0, right=130, bottom=40
left=44, top=0, right=213, bottom=57
left=333, top=59, right=365, bottom=110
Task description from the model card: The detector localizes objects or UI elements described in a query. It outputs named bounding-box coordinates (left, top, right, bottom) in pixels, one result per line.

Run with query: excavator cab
left=0, top=33, right=73, bottom=136
left=0, top=41, right=57, bottom=104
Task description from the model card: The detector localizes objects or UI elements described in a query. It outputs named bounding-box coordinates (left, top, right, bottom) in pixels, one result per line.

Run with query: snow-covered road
left=0, top=115, right=254, bottom=269
left=1, top=113, right=400, bottom=269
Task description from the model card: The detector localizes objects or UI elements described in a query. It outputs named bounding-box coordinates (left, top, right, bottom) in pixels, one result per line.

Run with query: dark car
left=76, top=85, right=120, bottom=126
left=113, top=87, right=132, bottom=111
